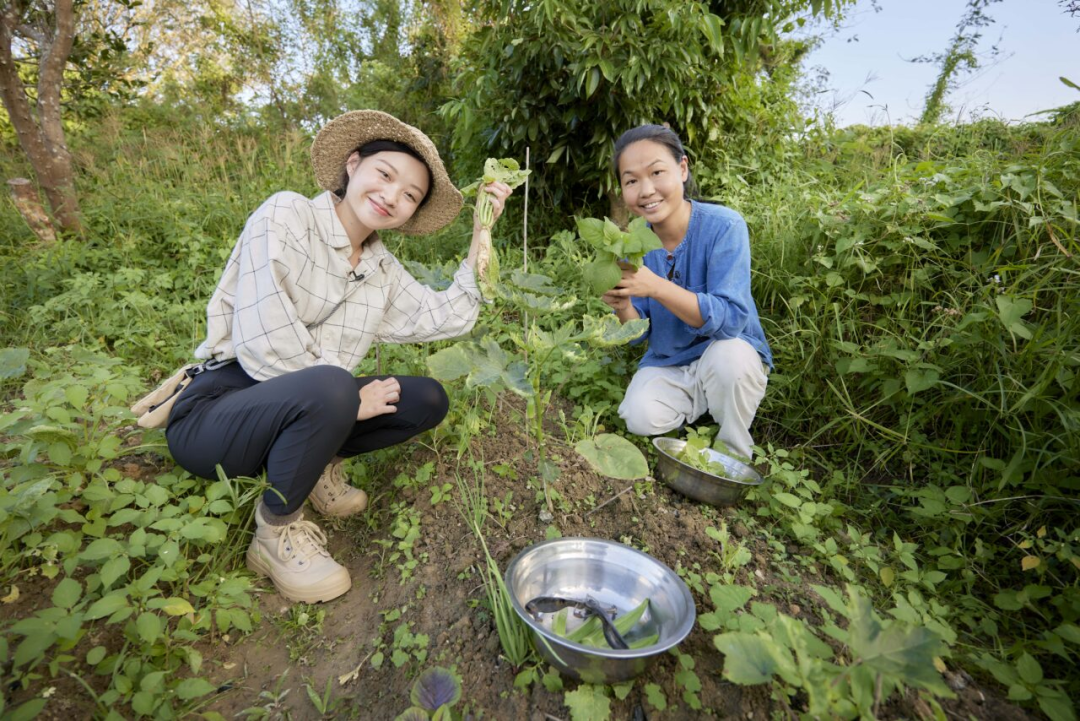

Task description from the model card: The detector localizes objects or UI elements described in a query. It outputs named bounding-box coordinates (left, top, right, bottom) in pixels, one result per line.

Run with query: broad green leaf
left=584, top=258, right=623, bottom=295
left=1036, top=691, right=1077, bottom=721
left=140, top=670, right=167, bottom=693
left=644, top=683, right=667, bottom=711
left=0, top=347, right=30, bottom=380
left=81, top=537, right=124, bottom=561
left=709, top=584, right=754, bottom=614
left=51, top=577, right=82, bottom=609
left=1016, top=653, right=1043, bottom=685
left=575, top=434, right=649, bottom=479
left=136, top=612, right=163, bottom=644
left=584, top=67, right=601, bottom=97
left=995, top=296, right=1034, bottom=339
left=6, top=699, right=46, bottom=721
left=702, top=13, right=725, bottom=53
left=65, top=384, right=90, bottom=409
left=846, top=591, right=950, bottom=695
left=86, top=645, right=107, bottom=665
left=905, top=368, right=940, bottom=395
left=580, top=314, right=648, bottom=347
left=175, top=678, right=217, bottom=700
left=99, top=556, right=130, bottom=589
left=48, top=441, right=72, bottom=466
left=156, top=597, right=195, bottom=616
left=508, top=270, right=561, bottom=296
left=774, top=492, right=802, bottom=508
left=503, top=361, right=534, bottom=398
left=575, top=217, right=606, bottom=248
left=564, top=684, right=610, bottom=721
left=426, top=346, right=472, bottom=382
left=499, top=287, right=578, bottom=314
left=1055, top=624, right=1080, bottom=645
left=714, top=633, right=780, bottom=684
left=85, top=593, right=129, bottom=620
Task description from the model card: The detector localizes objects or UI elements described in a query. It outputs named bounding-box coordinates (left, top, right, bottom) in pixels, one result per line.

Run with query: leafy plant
left=713, top=585, right=952, bottom=719
left=576, top=216, right=663, bottom=295
left=428, top=269, right=648, bottom=509
left=395, top=665, right=464, bottom=720
left=461, top=157, right=531, bottom=298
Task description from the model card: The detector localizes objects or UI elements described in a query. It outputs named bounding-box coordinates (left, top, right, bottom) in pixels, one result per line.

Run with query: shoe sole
left=308, top=498, right=368, bottom=517
left=245, top=546, right=352, bottom=603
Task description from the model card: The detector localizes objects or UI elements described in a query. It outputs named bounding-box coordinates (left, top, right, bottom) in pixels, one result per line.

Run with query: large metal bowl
left=505, top=538, right=695, bottom=683
left=653, top=437, right=763, bottom=506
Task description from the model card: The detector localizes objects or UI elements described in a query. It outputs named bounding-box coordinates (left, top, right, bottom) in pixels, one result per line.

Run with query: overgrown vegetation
left=1, top=1, right=1078, bottom=718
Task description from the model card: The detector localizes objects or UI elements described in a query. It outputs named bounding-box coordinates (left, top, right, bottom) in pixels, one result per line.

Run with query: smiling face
left=617, top=139, right=689, bottom=228
left=337, top=150, right=430, bottom=242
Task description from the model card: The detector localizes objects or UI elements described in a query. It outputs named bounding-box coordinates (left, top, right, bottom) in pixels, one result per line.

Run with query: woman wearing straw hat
left=165, top=110, right=514, bottom=603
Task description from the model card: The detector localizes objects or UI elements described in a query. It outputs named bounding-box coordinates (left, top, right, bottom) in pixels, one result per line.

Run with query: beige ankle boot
left=245, top=505, right=351, bottom=603
left=308, top=462, right=368, bottom=517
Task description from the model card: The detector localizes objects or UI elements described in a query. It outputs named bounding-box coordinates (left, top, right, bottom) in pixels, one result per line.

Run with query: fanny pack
left=130, top=358, right=235, bottom=429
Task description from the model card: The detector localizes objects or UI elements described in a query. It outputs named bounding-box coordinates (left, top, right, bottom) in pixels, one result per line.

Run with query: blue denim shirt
left=630, top=200, right=773, bottom=369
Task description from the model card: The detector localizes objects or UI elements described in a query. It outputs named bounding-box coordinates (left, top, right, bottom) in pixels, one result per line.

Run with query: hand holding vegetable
left=462, top=158, right=531, bottom=299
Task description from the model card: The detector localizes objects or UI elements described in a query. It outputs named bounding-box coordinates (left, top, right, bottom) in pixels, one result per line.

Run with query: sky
left=801, top=0, right=1079, bottom=126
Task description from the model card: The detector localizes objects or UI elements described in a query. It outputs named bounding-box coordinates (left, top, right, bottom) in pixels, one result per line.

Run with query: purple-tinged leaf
left=411, top=666, right=462, bottom=711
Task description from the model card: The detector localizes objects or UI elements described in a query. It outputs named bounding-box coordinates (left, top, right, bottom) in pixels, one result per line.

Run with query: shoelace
left=277, top=520, right=330, bottom=564
left=322, top=464, right=348, bottom=497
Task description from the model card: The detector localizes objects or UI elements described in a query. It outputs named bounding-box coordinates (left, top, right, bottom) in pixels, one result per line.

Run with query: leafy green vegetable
left=576, top=216, right=663, bottom=294
left=461, top=158, right=531, bottom=298
left=556, top=598, right=656, bottom=650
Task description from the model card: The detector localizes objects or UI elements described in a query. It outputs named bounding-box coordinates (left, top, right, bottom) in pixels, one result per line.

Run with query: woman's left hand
left=474, top=182, right=513, bottom=230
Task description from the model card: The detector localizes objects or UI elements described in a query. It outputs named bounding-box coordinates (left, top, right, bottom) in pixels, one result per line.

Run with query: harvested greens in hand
left=576, top=216, right=663, bottom=295
left=461, top=158, right=531, bottom=299
left=526, top=595, right=657, bottom=650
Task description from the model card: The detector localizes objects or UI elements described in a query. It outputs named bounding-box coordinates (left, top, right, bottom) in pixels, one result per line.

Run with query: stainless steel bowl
left=505, top=538, right=696, bottom=683
left=653, top=437, right=763, bottom=506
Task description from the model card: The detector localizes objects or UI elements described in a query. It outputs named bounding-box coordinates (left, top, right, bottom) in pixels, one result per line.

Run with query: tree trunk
left=8, top=178, right=57, bottom=242
left=0, top=0, right=82, bottom=234
left=607, top=188, right=629, bottom=228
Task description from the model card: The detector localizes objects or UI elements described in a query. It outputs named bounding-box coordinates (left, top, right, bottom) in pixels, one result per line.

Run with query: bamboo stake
left=523, top=147, right=531, bottom=365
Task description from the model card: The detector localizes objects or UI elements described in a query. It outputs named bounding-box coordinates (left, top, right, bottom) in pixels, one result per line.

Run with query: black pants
left=166, top=363, right=448, bottom=514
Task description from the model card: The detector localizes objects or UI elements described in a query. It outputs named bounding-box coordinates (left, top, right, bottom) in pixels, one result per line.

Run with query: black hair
left=335, top=139, right=432, bottom=207
left=612, top=124, right=699, bottom=199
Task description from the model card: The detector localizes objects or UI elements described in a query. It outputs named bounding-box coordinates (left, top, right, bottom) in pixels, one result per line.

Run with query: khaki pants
left=618, top=338, right=768, bottom=460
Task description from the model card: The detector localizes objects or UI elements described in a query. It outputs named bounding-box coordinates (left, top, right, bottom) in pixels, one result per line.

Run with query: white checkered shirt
left=194, top=191, right=481, bottom=380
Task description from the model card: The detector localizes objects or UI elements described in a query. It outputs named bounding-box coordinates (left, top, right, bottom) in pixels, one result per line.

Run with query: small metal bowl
left=653, top=437, right=763, bottom=506
left=505, top=538, right=696, bottom=683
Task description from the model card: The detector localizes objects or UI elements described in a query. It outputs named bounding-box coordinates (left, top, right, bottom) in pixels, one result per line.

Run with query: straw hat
left=311, top=110, right=463, bottom=236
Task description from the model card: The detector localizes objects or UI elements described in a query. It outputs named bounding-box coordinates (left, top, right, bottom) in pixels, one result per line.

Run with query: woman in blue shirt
left=602, top=125, right=772, bottom=460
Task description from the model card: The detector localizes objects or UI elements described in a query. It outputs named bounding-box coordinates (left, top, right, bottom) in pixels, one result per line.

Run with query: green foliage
left=713, top=586, right=951, bottom=718
left=0, top=349, right=261, bottom=717
left=576, top=216, right=663, bottom=294
left=442, top=0, right=847, bottom=212
left=574, top=434, right=649, bottom=480
left=564, top=683, right=611, bottom=721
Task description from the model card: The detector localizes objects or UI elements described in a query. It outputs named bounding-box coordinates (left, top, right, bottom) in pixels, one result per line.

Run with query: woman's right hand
left=357, top=377, right=400, bottom=421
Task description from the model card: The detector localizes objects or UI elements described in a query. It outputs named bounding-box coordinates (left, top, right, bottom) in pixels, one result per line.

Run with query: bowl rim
left=504, top=537, right=696, bottom=659
left=652, top=437, right=764, bottom=486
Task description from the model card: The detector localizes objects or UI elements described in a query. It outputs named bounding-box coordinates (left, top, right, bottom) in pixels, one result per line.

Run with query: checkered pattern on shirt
left=195, top=191, right=481, bottom=381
